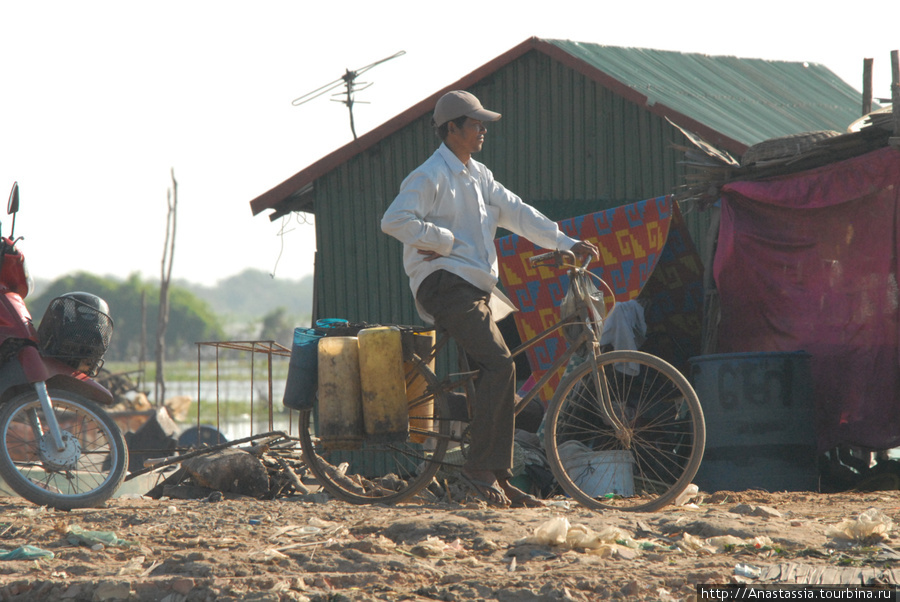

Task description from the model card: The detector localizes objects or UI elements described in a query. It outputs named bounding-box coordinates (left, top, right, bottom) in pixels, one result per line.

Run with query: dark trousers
left=416, top=270, right=516, bottom=478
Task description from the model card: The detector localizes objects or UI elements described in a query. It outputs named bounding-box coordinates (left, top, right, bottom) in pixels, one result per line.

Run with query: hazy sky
left=1, top=1, right=897, bottom=288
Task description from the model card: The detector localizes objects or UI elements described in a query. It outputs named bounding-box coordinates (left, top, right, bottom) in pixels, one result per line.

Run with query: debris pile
left=95, top=369, right=152, bottom=412
left=672, top=109, right=896, bottom=209
left=135, top=433, right=312, bottom=501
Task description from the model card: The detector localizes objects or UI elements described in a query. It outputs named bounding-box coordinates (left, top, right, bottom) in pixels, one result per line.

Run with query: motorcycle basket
left=38, top=295, right=114, bottom=377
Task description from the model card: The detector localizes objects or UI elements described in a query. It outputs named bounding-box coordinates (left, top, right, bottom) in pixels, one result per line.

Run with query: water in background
left=165, top=378, right=299, bottom=441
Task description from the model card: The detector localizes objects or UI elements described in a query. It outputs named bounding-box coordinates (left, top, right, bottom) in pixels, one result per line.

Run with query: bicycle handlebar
left=528, top=249, right=613, bottom=305
left=528, top=249, right=583, bottom=269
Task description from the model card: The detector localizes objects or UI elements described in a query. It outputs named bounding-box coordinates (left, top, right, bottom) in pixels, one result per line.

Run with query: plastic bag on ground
left=66, top=525, right=132, bottom=548
left=529, top=517, right=570, bottom=546
left=0, top=545, right=54, bottom=560
left=826, top=508, right=893, bottom=543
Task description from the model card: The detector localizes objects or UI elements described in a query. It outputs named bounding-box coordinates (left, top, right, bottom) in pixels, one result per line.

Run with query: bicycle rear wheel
left=545, top=350, right=705, bottom=512
left=299, top=356, right=451, bottom=504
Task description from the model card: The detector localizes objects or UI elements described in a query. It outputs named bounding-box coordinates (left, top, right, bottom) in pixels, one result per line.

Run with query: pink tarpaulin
left=715, top=146, right=900, bottom=452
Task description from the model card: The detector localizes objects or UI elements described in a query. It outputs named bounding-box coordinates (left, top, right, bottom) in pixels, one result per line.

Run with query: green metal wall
left=313, top=49, right=709, bottom=331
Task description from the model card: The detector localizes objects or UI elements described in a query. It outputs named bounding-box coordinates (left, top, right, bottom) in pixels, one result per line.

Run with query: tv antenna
left=292, top=50, right=406, bottom=140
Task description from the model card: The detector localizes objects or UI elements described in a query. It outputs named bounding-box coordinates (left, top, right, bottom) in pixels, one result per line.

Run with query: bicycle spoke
left=546, top=350, right=705, bottom=512
left=299, top=357, right=452, bottom=504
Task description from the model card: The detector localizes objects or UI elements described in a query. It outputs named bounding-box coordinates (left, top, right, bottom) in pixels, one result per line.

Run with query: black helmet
left=58, top=292, right=111, bottom=320
left=38, top=292, right=113, bottom=376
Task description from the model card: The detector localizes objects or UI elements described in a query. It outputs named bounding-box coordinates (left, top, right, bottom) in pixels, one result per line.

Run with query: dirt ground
left=0, top=487, right=899, bottom=602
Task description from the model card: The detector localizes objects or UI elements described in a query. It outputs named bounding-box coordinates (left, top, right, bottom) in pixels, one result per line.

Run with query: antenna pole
left=292, top=51, right=405, bottom=141
left=343, top=69, right=358, bottom=140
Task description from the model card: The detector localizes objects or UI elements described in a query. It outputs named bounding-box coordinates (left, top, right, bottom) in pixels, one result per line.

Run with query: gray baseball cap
left=432, top=90, right=501, bottom=127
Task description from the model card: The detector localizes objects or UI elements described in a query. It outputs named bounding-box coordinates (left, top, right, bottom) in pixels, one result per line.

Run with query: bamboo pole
left=891, top=50, right=900, bottom=148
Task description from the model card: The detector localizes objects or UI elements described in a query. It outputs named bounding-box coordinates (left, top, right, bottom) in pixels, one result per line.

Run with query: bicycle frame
left=300, top=250, right=704, bottom=508
left=421, top=250, right=631, bottom=444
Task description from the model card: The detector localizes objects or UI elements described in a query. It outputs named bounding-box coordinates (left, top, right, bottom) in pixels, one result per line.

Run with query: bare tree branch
left=155, top=168, right=177, bottom=405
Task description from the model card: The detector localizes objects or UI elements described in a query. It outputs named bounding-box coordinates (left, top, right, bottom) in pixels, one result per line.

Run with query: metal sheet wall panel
left=313, top=48, right=710, bottom=340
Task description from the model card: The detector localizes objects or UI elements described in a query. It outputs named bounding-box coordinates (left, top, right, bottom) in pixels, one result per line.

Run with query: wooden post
left=862, top=58, right=873, bottom=116
left=892, top=51, right=900, bottom=148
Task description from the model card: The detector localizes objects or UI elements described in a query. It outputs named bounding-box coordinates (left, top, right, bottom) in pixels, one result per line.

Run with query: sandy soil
left=0, top=487, right=898, bottom=602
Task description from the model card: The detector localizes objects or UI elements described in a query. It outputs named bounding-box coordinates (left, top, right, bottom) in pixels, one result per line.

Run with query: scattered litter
left=735, top=563, right=761, bottom=579
left=876, top=543, right=900, bottom=561
left=17, top=507, right=45, bottom=519
left=730, top=503, right=783, bottom=518
left=116, top=555, right=148, bottom=576
left=308, top=517, right=338, bottom=529
left=678, top=532, right=773, bottom=555
left=567, top=525, right=636, bottom=551
left=519, top=518, right=643, bottom=559
left=517, top=513, right=782, bottom=561
left=546, top=500, right=571, bottom=510
left=656, top=587, right=679, bottom=602
left=674, top=484, right=699, bottom=507
left=0, top=545, right=54, bottom=560
left=410, top=536, right=464, bottom=558
left=826, top=508, right=893, bottom=543
left=66, top=525, right=132, bottom=548
left=248, top=548, right=290, bottom=563
left=275, top=525, right=322, bottom=538
left=529, top=516, right=570, bottom=546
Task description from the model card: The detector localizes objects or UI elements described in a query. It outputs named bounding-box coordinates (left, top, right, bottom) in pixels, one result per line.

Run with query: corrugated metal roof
left=546, top=40, right=861, bottom=148
left=250, top=37, right=863, bottom=217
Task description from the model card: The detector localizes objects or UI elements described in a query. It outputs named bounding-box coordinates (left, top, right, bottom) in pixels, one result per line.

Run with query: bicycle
left=298, top=250, right=705, bottom=512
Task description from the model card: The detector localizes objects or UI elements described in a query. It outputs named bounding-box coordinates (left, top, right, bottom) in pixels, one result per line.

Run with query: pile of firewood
left=138, top=433, right=312, bottom=501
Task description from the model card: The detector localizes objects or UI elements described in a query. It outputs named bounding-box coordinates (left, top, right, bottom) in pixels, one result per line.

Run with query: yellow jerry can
left=317, top=336, right=363, bottom=450
left=403, top=329, right=435, bottom=444
left=358, top=326, right=409, bottom=443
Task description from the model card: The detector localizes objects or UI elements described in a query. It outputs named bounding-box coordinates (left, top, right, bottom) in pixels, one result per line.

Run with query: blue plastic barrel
left=282, top=328, right=323, bottom=410
left=688, top=351, right=818, bottom=492
left=178, top=425, right=228, bottom=448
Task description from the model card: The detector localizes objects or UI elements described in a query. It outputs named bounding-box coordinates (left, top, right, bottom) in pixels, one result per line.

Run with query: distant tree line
left=26, top=269, right=314, bottom=361
left=27, top=272, right=224, bottom=362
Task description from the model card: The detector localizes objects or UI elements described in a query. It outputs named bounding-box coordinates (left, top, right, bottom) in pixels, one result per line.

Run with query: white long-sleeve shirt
left=381, top=143, right=578, bottom=323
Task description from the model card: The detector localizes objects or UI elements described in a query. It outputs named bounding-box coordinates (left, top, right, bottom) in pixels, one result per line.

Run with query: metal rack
left=194, top=340, right=292, bottom=437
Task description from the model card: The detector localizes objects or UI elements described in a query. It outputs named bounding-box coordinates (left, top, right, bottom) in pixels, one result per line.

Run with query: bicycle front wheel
left=545, top=350, right=705, bottom=512
left=299, top=356, right=451, bottom=505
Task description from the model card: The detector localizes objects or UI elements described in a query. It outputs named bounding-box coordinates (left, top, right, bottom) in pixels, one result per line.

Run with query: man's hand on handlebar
left=528, top=240, right=600, bottom=269
left=570, top=240, right=599, bottom=263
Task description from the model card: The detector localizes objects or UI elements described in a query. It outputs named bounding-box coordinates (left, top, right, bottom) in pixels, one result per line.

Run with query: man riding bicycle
left=381, top=90, right=598, bottom=507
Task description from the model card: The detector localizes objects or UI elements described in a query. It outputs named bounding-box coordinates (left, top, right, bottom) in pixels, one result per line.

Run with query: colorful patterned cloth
left=496, top=196, right=703, bottom=404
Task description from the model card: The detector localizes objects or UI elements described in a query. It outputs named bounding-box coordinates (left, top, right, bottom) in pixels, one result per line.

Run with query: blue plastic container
left=282, top=328, right=322, bottom=411
left=316, top=318, right=349, bottom=330
left=283, top=320, right=349, bottom=411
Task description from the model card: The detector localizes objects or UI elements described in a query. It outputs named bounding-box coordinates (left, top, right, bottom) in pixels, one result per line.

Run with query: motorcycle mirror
left=7, top=182, right=18, bottom=215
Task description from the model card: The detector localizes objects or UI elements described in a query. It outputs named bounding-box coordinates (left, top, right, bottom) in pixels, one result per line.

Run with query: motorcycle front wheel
left=0, top=388, right=128, bottom=509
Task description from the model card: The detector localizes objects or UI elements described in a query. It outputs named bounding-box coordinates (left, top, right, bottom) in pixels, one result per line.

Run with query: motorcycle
left=0, top=182, right=127, bottom=509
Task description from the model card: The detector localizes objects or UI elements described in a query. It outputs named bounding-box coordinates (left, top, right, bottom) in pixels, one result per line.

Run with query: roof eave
left=251, top=37, right=757, bottom=217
